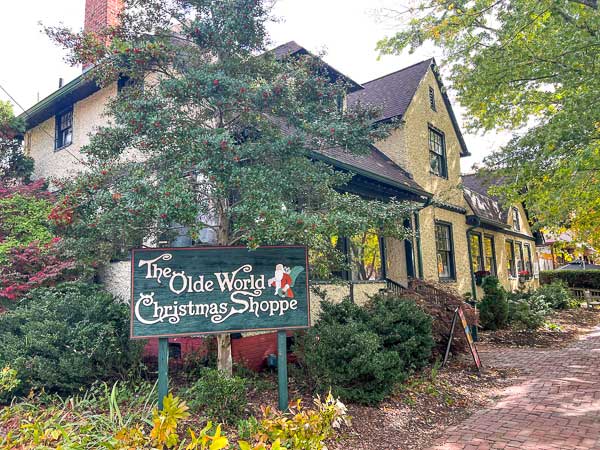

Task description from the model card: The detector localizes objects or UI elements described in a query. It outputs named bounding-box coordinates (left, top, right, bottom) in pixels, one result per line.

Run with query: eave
left=19, top=72, right=100, bottom=131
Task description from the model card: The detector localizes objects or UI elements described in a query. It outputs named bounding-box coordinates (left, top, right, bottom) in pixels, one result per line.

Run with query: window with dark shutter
left=55, top=107, right=73, bottom=150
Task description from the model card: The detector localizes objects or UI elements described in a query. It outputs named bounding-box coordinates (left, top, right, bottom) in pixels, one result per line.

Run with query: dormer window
left=429, top=86, right=436, bottom=111
left=512, top=207, right=521, bottom=231
left=55, top=107, right=73, bottom=150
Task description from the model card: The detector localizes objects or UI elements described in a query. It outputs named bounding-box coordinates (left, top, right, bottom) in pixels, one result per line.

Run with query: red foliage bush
left=402, top=279, right=478, bottom=356
left=0, top=240, right=77, bottom=304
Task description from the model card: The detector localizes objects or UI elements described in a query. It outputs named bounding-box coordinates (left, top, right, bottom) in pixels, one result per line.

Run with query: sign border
left=129, top=245, right=311, bottom=339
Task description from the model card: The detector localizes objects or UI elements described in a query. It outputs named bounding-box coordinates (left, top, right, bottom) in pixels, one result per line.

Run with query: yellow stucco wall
left=25, top=84, right=117, bottom=181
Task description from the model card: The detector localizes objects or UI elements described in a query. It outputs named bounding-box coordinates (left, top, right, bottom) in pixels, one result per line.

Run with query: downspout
left=466, top=225, right=478, bottom=302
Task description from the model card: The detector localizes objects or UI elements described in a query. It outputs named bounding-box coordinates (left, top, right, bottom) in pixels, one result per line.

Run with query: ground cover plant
left=0, top=382, right=348, bottom=450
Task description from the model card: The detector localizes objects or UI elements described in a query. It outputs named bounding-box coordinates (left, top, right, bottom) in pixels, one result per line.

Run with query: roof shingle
left=347, top=59, right=433, bottom=122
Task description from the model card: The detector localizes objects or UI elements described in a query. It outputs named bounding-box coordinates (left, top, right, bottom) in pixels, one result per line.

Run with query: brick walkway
left=431, top=328, right=600, bottom=450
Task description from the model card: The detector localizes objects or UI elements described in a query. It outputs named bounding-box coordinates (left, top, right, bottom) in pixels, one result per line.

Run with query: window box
left=518, top=270, right=532, bottom=282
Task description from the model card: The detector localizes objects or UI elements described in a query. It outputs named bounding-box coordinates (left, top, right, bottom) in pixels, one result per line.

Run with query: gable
left=348, top=59, right=470, bottom=158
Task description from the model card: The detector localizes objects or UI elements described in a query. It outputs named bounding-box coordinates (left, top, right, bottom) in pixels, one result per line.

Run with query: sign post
left=130, top=245, right=310, bottom=410
left=277, top=330, right=289, bottom=411
left=158, top=337, right=169, bottom=410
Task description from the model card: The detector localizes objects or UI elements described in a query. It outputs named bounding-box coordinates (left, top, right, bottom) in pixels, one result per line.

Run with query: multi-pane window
left=429, top=86, right=436, bottom=111
left=470, top=233, right=483, bottom=273
left=483, top=235, right=497, bottom=275
left=429, top=127, right=447, bottom=178
left=516, top=242, right=524, bottom=272
left=524, top=244, right=533, bottom=274
left=55, top=107, right=73, bottom=150
left=512, top=207, right=521, bottom=231
left=470, top=233, right=497, bottom=277
left=505, top=240, right=516, bottom=277
left=435, top=222, right=455, bottom=280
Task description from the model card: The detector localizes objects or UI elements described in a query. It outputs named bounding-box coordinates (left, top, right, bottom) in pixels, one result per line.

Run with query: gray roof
left=347, top=59, right=433, bottom=123
left=347, top=58, right=470, bottom=157
left=317, top=145, right=429, bottom=197
left=269, top=41, right=363, bottom=92
left=462, top=173, right=509, bottom=225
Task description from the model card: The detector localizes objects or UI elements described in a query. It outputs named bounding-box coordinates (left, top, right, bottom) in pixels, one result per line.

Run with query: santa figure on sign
left=268, top=264, right=295, bottom=298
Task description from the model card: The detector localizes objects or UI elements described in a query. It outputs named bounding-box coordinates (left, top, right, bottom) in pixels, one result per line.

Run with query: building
left=18, top=0, right=541, bottom=368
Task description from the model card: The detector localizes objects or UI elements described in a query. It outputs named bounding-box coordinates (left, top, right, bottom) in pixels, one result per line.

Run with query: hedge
left=540, top=270, right=600, bottom=290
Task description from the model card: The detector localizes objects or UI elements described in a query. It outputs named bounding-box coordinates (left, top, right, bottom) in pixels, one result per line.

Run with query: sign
left=457, top=307, right=482, bottom=372
left=131, top=245, right=310, bottom=339
left=442, top=306, right=482, bottom=372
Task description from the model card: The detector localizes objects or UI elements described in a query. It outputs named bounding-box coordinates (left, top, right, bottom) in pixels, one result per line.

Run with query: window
left=470, top=233, right=497, bottom=277
left=524, top=244, right=533, bottom=274
left=470, top=233, right=484, bottom=273
left=429, top=86, right=436, bottom=111
left=309, top=231, right=384, bottom=281
left=512, top=207, right=521, bottom=231
left=348, top=231, right=384, bottom=281
left=435, top=222, right=455, bottom=280
left=483, top=235, right=497, bottom=275
left=429, top=127, right=447, bottom=178
left=505, top=240, right=516, bottom=277
left=516, top=242, right=524, bottom=272
left=55, top=107, right=73, bottom=150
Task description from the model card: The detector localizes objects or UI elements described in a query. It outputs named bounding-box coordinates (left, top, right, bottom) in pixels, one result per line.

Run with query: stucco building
left=18, top=0, right=541, bottom=367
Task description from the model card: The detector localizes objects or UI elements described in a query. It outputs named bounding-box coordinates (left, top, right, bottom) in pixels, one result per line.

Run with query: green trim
left=414, top=211, right=424, bottom=279
left=466, top=226, right=479, bottom=300
left=476, top=221, right=536, bottom=242
left=433, top=201, right=467, bottom=214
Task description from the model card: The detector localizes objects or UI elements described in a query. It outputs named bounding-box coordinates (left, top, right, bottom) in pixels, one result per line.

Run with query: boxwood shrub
left=0, top=282, right=143, bottom=397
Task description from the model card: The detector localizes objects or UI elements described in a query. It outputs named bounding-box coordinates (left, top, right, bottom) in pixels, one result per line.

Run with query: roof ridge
left=360, top=58, right=433, bottom=85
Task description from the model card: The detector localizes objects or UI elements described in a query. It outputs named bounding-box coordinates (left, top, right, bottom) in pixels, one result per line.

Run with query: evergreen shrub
left=0, top=282, right=142, bottom=397
left=296, top=296, right=433, bottom=405
left=478, top=276, right=509, bottom=330
left=185, top=368, right=248, bottom=423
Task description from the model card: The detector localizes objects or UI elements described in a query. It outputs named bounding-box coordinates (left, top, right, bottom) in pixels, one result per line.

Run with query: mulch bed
left=478, top=308, right=600, bottom=349
left=236, top=360, right=519, bottom=450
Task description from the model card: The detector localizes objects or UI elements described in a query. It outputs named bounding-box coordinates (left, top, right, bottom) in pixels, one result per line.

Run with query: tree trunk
left=217, top=333, right=233, bottom=375
left=215, top=199, right=233, bottom=375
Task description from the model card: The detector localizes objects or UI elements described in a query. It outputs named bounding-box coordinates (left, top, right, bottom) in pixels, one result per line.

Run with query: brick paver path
left=431, top=328, right=600, bottom=450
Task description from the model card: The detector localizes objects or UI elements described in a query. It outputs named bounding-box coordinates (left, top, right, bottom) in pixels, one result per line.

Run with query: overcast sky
left=0, top=0, right=512, bottom=172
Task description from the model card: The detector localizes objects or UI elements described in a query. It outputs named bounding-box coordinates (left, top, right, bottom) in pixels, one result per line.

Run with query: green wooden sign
left=130, top=245, right=310, bottom=339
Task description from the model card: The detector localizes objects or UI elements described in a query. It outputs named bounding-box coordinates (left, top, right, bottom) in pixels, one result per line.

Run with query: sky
left=0, top=0, right=513, bottom=172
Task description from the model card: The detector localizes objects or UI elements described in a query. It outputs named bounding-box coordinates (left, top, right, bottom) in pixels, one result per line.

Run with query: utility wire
left=0, top=82, right=84, bottom=164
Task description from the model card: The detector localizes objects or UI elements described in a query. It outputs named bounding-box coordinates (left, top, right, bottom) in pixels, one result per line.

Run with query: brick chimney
left=83, top=0, right=124, bottom=70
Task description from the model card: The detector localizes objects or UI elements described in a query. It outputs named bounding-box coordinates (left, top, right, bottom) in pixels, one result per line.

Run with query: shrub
left=0, top=366, right=20, bottom=403
left=540, top=270, right=600, bottom=290
left=367, top=294, right=434, bottom=373
left=478, top=277, right=509, bottom=330
left=296, top=297, right=433, bottom=405
left=508, top=296, right=549, bottom=330
left=535, top=281, right=575, bottom=309
left=0, top=282, right=142, bottom=397
left=185, top=368, right=248, bottom=423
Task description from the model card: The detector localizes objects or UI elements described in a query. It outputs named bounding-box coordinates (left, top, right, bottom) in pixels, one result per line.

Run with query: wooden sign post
left=130, top=245, right=311, bottom=410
